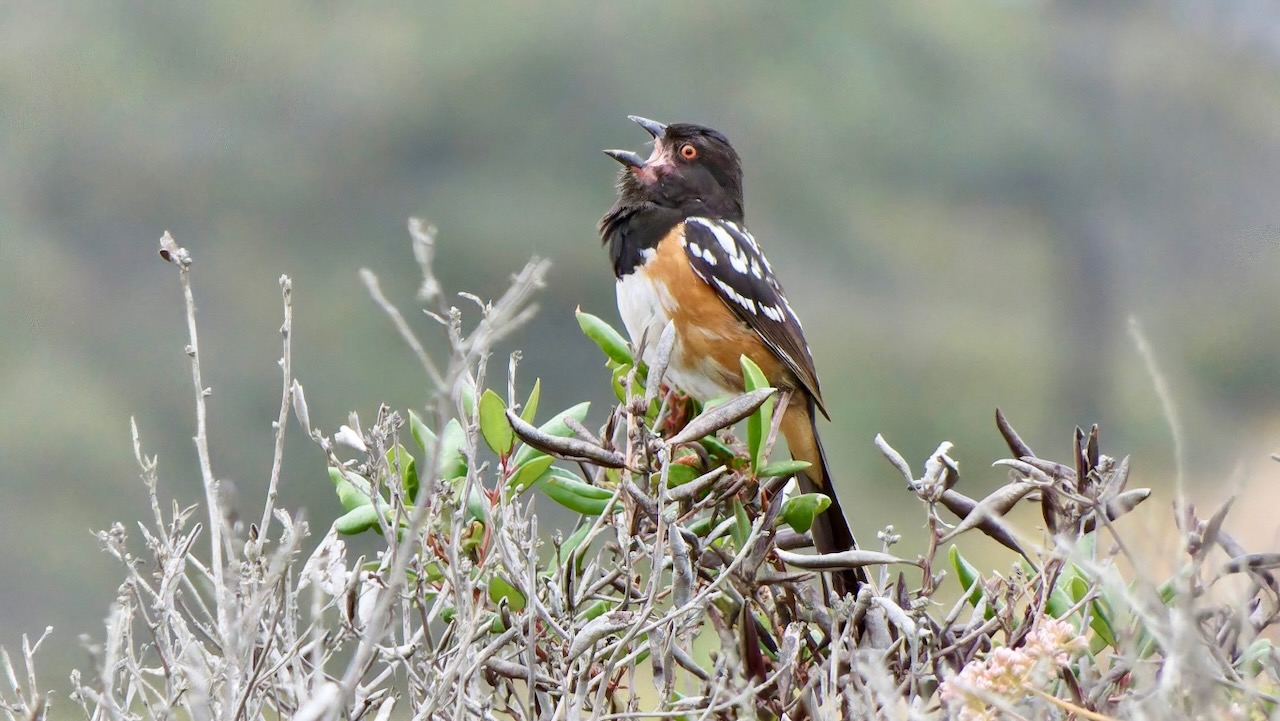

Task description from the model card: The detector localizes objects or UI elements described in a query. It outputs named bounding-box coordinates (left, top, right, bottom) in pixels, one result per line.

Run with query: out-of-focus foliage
left=5, top=0, right=1280, bottom=685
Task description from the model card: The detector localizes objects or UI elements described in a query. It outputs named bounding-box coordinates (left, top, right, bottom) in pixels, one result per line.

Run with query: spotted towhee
left=599, top=116, right=865, bottom=596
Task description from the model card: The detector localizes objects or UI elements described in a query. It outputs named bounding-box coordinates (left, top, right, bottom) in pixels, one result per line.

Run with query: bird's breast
left=615, top=248, right=673, bottom=357
left=613, top=228, right=765, bottom=401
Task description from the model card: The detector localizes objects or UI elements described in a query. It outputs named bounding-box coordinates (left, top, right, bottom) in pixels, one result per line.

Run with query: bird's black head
left=603, top=116, right=744, bottom=222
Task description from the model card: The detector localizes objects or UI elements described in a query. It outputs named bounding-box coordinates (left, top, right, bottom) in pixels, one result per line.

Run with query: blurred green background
left=5, top=0, right=1280, bottom=690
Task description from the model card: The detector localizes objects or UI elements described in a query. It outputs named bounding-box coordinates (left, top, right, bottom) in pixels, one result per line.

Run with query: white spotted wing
left=680, top=217, right=826, bottom=416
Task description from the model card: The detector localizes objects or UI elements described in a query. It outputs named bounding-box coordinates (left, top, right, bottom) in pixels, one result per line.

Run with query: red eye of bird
left=679, top=143, right=697, bottom=159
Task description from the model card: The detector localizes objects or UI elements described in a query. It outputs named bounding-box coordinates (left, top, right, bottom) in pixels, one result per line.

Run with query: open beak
left=627, top=115, right=667, bottom=138
left=603, top=149, right=646, bottom=168
left=604, top=115, right=669, bottom=176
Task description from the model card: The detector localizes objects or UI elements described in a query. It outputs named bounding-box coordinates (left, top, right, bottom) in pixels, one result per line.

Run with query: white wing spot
left=715, top=228, right=750, bottom=274
left=761, top=303, right=783, bottom=321
left=750, top=257, right=763, bottom=279
left=781, top=295, right=802, bottom=328
left=713, top=277, right=757, bottom=314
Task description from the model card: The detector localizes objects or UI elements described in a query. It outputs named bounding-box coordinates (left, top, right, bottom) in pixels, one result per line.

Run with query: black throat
left=598, top=202, right=684, bottom=277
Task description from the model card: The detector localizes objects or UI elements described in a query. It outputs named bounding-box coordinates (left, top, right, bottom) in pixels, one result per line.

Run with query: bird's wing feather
left=680, top=217, right=826, bottom=416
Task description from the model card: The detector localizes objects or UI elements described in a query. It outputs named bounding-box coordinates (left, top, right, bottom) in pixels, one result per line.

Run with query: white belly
left=615, top=271, right=737, bottom=401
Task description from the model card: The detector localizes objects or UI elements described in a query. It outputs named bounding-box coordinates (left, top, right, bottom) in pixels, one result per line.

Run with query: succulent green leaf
left=950, top=545, right=983, bottom=609
left=402, top=459, right=419, bottom=501
left=1044, top=578, right=1074, bottom=620
left=758, top=459, right=812, bottom=478
left=437, top=419, right=468, bottom=479
left=520, top=378, right=541, bottom=423
left=330, top=467, right=375, bottom=511
left=512, top=402, right=591, bottom=466
left=739, top=355, right=775, bottom=471
left=506, top=455, right=555, bottom=495
left=461, top=520, right=485, bottom=553
left=385, top=445, right=418, bottom=502
left=699, top=435, right=735, bottom=462
left=732, top=499, right=750, bottom=549
left=465, top=485, right=487, bottom=524
left=1074, top=578, right=1118, bottom=650
left=1240, top=639, right=1274, bottom=677
left=535, top=467, right=616, bottom=516
left=611, top=363, right=632, bottom=403
left=422, top=561, right=446, bottom=583
left=334, top=504, right=382, bottom=535
left=555, top=524, right=593, bottom=570
left=408, top=410, right=436, bottom=453
left=740, top=355, right=769, bottom=391
left=488, top=575, right=527, bottom=613
left=459, top=383, right=476, bottom=418
left=478, top=389, right=515, bottom=456
left=577, top=599, right=610, bottom=623
left=686, top=516, right=713, bottom=537
left=656, top=463, right=700, bottom=488
left=780, top=493, right=831, bottom=533
left=576, top=309, right=633, bottom=365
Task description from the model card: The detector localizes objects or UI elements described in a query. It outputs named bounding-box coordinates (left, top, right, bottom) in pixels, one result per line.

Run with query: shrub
left=4, top=221, right=1278, bottom=720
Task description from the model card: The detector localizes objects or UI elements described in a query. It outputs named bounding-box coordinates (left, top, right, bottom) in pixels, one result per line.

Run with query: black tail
left=794, top=410, right=868, bottom=598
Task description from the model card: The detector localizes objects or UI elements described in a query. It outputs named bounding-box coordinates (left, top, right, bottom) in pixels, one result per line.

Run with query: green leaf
left=1044, top=576, right=1074, bottom=620
left=950, top=545, right=984, bottom=609
left=488, top=575, right=527, bottom=613
left=459, top=383, right=476, bottom=418
left=506, top=455, right=555, bottom=495
left=464, top=484, right=488, bottom=524
left=461, top=519, right=485, bottom=553
left=699, top=435, right=735, bottom=461
left=1071, top=575, right=1118, bottom=650
left=555, top=524, right=593, bottom=570
left=780, top=493, right=830, bottom=534
left=535, top=467, right=616, bottom=516
left=490, top=614, right=508, bottom=634
left=334, top=504, right=382, bottom=535
left=611, top=363, right=632, bottom=403
left=383, top=445, right=417, bottom=502
left=1062, top=569, right=1116, bottom=653
left=330, top=467, right=374, bottom=511
left=407, top=412, right=463, bottom=491
left=732, top=499, right=750, bottom=549
left=739, top=356, right=775, bottom=472
left=422, top=561, right=446, bottom=583
left=1240, top=639, right=1274, bottom=677
left=408, top=409, right=436, bottom=452
left=577, top=599, right=610, bottom=623
left=403, top=459, right=419, bottom=502
left=520, top=379, right=541, bottom=423
left=686, top=515, right=713, bottom=538
left=656, top=463, right=700, bottom=488
left=478, top=389, right=515, bottom=456
left=576, top=309, right=633, bottom=365
left=437, top=419, right=468, bottom=479
left=512, top=401, right=591, bottom=466
left=758, top=459, right=812, bottom=478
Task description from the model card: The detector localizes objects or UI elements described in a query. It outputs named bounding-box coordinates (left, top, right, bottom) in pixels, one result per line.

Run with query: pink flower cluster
left=939, top=618, right=1088, bottom=720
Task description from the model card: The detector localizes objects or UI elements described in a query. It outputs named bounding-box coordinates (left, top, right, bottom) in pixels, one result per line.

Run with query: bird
left=598, top=115, right=866, bottom=596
